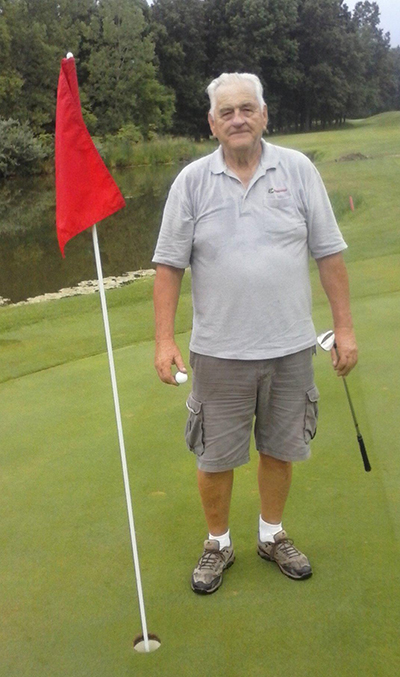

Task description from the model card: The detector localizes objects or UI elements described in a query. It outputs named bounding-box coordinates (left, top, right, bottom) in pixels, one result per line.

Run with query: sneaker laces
left=198, top=549, right=225, bottom=570
left=273, top=538, right=299, bottom=560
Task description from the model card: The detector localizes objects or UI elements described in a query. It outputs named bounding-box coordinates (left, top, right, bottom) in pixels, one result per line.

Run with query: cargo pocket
left=185, top=394, right=205, bottom=457
left=303, top=385, right=320, bottom=443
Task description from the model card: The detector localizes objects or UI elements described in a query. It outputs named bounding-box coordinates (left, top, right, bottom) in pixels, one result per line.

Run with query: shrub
left=0, top=118, right=49, bottom=179
left=116, top=123, right=144, bottom=144
left=97, top=134, right=216, bottom=168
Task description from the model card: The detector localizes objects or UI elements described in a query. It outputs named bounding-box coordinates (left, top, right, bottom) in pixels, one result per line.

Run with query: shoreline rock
left=0, top=269, right=156, bottom=308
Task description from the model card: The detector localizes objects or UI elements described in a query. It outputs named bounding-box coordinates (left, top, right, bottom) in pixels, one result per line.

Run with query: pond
left=0, top=164, right=181, bottom=304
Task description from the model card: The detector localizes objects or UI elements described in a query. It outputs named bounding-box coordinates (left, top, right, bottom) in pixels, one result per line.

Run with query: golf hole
left=133, top=633, right=161, bottom=653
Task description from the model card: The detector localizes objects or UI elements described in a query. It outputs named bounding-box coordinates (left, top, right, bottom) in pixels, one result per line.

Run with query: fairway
left=1, top=113, right=400, bottom=676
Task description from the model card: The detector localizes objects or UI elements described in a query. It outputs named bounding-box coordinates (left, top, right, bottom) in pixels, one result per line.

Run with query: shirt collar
left=210, top=138, right=279, bottom=174
left=209, top=145, right=226, bottom=174
left=260, top=139, right=279, bottom=170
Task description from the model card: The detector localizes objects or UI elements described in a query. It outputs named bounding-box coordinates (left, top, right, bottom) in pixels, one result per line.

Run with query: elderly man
left=152, top=73, right=357, bottom=595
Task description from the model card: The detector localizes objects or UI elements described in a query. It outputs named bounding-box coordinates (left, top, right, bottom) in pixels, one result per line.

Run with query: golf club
left=317, top=330, right=371, bottom=472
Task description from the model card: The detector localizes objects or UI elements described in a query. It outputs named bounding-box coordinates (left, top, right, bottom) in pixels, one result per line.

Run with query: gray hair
left=207, top=73, right=266, bottom=117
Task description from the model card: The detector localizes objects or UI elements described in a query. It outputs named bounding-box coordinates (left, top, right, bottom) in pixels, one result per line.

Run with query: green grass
left=1, top=111, right=400, bottom=676
left=0, top=275, right=192, bottom=384
left=272, top=110, right=400, bottom=162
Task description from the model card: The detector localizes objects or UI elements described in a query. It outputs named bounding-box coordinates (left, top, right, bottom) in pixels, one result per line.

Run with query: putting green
left=1, top=112, right=400, bottom=675
left=1, top=295, right=399, bottom=676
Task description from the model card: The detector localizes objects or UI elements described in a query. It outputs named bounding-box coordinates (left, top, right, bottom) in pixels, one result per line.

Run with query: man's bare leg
left=197, top=468, right=234, bottom=536
left=257, top=453, right=312, bottom=579
left=258, top=454, right=292, bottom=523
left=191, top=468, right=235, bottom=594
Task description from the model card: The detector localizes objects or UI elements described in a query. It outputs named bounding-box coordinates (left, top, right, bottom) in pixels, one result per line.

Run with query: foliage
left=0, top=118, right=49, bottom=178
left=152, top=0, right=398, bottom=134
left=151, top=0, right=209, bottom=138
left=0, top=0, right=398, bottom=162
left=389, top=48, right=400, bottom=110
left=203, top=0, right=300, bottom=127
left=98, top=135, right=216, bottom=168
left=116, top=123, right=144, bottom=144
left=86, top=0, right=174, bottom=136
left=1, top=1, right=61, bottom=132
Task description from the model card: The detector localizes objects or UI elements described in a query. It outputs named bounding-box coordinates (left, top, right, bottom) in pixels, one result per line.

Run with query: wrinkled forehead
left=214, top=82, right=260, bottom=111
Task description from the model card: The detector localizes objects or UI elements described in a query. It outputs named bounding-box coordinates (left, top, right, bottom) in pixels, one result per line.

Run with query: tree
left=1, top=0, right=60, bottom=132
left=203, top=0, right=300, bottom=132
left=151, top=0, right=209, bottom=138
left=389, top=47, right=400, bottom=110
left=86, top=0, right=174, bottom=136
left=0, top=0, right=398, bottom=145
left=350, top=1, right=394, bottom=116
left=0, top=15, right=24, bottom=118
left=292, top=0, right=362, bottom=130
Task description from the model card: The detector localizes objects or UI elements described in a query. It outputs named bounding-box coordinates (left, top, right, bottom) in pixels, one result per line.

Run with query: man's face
left=208, top=82, right=268, bottom=153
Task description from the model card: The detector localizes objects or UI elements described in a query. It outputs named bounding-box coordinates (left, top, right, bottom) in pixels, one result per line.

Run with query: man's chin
left=226, top=136, right=254, bottom=151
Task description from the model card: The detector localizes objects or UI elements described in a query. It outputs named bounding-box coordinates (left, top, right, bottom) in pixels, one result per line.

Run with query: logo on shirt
left=268, top=187, right=288, bottom=194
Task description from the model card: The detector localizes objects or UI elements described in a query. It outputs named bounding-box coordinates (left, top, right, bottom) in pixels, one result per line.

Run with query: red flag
left=55, top=56, right=126, bottom=256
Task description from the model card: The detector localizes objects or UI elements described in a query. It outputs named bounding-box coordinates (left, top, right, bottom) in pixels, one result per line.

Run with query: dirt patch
left=337, top=152, right=368, bottom=162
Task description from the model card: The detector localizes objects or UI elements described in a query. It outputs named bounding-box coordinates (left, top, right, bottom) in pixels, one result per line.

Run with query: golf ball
left=175, top=371, right=188, bottom=384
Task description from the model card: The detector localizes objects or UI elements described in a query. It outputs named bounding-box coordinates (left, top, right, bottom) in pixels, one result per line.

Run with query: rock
left=8, top=268, right=157, bottom=307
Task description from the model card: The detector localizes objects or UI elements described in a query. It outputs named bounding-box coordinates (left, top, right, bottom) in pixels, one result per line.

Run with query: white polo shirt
left=153, top=139, right=347, bottom=359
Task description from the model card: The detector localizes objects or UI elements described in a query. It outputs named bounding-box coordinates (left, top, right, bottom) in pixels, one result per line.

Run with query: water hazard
left=0, top=164, right=179, bottom=303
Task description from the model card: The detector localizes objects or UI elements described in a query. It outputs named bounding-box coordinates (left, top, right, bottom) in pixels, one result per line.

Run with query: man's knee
left=259, top=453, right=292, bottom=468
left=198, top=468, right=234, bottom=482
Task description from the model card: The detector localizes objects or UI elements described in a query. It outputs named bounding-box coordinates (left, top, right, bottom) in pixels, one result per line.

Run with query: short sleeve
left=152, top=181, right=194, bottom=269
left=306, top=167, right=347, bottom=259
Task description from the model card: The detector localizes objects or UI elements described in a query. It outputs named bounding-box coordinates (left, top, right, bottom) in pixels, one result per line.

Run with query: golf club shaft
left=341, top=377, right=371, bottom=471
left=334, top=344, right=371, bottom=473
left=341, top=376, right=360, bottom=433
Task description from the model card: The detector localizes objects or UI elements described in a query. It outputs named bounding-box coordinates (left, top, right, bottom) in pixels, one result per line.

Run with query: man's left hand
left=331, top=327, right=358, bottom=377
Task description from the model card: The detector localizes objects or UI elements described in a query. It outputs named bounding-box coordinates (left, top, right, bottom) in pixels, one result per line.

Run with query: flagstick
left=91, top=224, right=150, bottom=654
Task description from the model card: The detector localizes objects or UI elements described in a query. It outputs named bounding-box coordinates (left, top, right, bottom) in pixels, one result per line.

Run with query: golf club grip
left=357, top=434, right=371, bottom=472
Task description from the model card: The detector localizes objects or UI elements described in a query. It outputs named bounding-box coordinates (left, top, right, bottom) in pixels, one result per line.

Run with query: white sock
left=208, top=529, right=230, bottom=549
left=259, top=516, right=283, bottom=543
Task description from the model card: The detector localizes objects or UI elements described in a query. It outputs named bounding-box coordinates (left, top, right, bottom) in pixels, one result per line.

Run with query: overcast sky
left=344, top=0, right=400, bottom=47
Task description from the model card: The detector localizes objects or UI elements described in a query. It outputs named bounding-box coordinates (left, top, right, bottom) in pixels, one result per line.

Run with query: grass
left=1, top=111, right=400, bottom=676
left=0, top=275, right=193, bottom=384
left=272, top=110, right=400, bottom=162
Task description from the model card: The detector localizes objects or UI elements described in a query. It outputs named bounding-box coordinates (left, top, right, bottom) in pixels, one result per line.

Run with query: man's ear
left=263, top=104, right=268, bottom=130
left=208, top=112, right=216, bottom=137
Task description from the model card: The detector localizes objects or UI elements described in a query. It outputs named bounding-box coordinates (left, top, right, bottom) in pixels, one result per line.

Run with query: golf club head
left=317, top=330, right=335, bottom=352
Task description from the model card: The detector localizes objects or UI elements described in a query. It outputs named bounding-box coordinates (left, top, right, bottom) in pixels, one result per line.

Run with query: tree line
left=0, top=0, right=399, bottom=142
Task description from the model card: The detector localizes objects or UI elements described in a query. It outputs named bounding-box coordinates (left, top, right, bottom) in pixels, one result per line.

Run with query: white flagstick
left=91, top=224, right=153, bottom=653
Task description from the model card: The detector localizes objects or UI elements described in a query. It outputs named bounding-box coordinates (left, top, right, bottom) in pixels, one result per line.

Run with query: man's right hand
left=155, top=338, right=187, bottom=386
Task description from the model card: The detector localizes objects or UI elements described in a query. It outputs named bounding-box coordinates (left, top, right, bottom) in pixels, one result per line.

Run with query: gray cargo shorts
left=185, top=348, right=319, bottom=472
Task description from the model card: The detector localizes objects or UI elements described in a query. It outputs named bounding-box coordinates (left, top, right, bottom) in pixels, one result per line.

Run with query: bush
left=97, top=134, right=216, bottom=168
left=116, top=123, right=143, bottom=144
left=0, top=118, right=49, bottom=179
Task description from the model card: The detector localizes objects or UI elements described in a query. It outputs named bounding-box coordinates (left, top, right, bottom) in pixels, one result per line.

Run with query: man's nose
left=231, top=109, right=246, bottom=126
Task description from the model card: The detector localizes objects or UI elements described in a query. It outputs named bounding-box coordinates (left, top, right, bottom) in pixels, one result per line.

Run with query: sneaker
left=257, top=530, right=312, bottom=580
left=191, top=539, right=235, bottom=594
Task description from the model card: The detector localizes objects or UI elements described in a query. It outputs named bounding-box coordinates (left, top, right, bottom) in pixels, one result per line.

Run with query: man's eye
left=222, top=111, right=233, bottom=119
